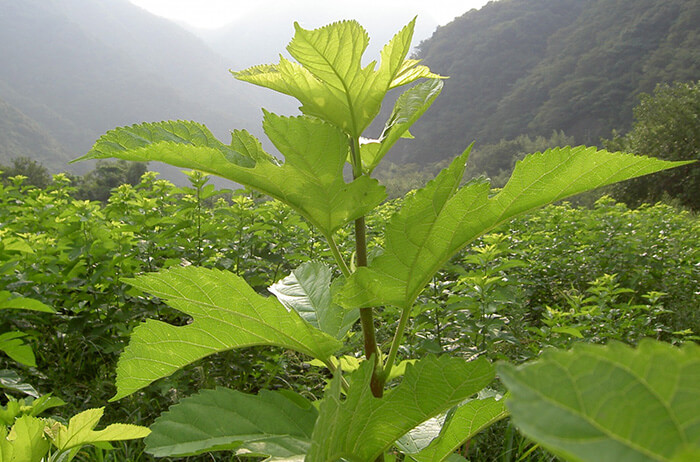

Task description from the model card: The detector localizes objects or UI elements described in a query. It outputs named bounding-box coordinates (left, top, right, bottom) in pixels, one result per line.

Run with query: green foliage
left=75, top=159, right=148, bottom=202
left=112, top=267, right=341, bottom=400
left=604, top=80, right=700, bottom=209
left=268, top=261, right=359, bottom=340
left=307, top=356, right=494, bottom=462
left=9, top=16, right=694, bottom=462
left=399, top=394, right=508, bottom=462
left=498, top=340, right=700, bottom=461
left=0, top=397, right=148, bottom=462
left=145, top=387, right=318, bottom=458
left=0, top=157, right=52, bottom=189
left=340, top=146, right=689, bottom=311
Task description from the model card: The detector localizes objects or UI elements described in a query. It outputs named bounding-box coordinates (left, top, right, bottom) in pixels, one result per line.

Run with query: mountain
left=0, top=97, right=71, bottom=170
left=0, top=0, right=261, bottom=173
left=389, top=0, right=700, bottom=164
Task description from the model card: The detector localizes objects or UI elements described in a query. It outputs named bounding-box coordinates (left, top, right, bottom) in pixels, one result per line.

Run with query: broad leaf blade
left=340, top=148, right=692, bottom=309
left=113, top=267, right=341, bottom=400
left=268, top=261, right=359, bottom=339
left=306, top=355, right=494, bottom=462
left=498, top=340, right=700, bottom=462
left=409, top=397, right=508, bottom=462
left=146, top=387, right=317, bottom=458
left=51, top=408, right=150, bottom=451
left=0, top=332, right=36, bottom=367
left=74, top=117, right=384, bottom=236
left=287, top=20, right=368, bottom=93
left=0, top=291, right=54, bottom=313
left=3, top=415, right=49, bottom=462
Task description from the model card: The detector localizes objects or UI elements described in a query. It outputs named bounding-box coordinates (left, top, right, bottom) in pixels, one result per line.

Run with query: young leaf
left=306, top=355, right=494, bottom=462
left=340, top=147, right=692, bottom=310
left=360, top=79, right=443, bottom=174
left=74, top=116, right=385, bottom=237
left=498, top=340, right=700, bottom=462
left=113, top=267, right=342, bottom=400
left=0, top=415, right=49, bottom=462
left=268, top=261, right=359, bottom=339
left=145, top=387, right=317, bottom=458
left=407, top=396, right=508, bottom=462
left=49, top=407, right=150, bottom=451
left=234, top=18, right=443, bottom=137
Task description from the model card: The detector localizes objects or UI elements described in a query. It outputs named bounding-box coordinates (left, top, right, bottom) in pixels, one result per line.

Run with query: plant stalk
left=326, top=233, right=352, bottom=278
left=350, top=136, right=383, bottom=399
left=383, top=305, right=412, bottom=383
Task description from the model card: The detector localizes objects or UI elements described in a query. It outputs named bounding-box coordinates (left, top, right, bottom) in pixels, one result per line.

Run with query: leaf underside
left=306, top=355, right=494, bottom=462
left=340, top=147, right=693, bottom=310
left=145, top=387, right=317, bottom=459
left=407, top=396, right=508, bottom=462
left=498, top=340, right=700, bottom=462
left=268, top=261, right=359, bottom=340
left=113, top=267, right=341, bottom=400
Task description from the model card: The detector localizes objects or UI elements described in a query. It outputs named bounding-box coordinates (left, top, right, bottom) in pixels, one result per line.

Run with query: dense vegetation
left=391, top=0, right=700, bottom=164
left=604, top=80, right=700, bottom=209
left=1, top=11, right=699, bottom=462
left=1, top=167, right=697, bottom=460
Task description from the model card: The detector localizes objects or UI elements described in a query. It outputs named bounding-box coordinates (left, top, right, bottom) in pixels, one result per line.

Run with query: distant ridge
left=389, top=0, right=700, bottom=164
left=0, top=0, right=260, bottom=172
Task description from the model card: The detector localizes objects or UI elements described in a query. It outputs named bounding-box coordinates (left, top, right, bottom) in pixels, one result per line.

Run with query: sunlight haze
left=128, top=0, right=492, bottom=29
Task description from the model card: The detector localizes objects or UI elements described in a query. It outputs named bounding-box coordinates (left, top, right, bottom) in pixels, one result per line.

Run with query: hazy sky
left=129, top=0, right=493, bottom=29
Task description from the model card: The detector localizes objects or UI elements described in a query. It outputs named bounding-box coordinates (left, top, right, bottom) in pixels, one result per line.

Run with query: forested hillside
left=0, top=97, right=71, bottom=170
left=0, top=0, right=260, bottom=172
left=390, top=0, right=700, bottom=164
left=2, top=0, right=698, bottom=174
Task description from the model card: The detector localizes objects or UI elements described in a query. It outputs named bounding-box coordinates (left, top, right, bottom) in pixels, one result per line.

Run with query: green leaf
left=74, top=116, right=384, bottom=237
left=497, top=340, right=700, bottom=462
left=0, top=291, right=54, bottom=313
left=360, top=79, right=443, bottom=174
left=0, top=415, right=49, bottom=462
left=0, top=370, right=39, bottom=398
left=0, top=332, right=36, bottom=367
left=552, top=326, right=585, bottom=338
left=306, top=355, right=494, bottom=462
left=408, top=396, right=508, bottom=462
left=113, top=267, right=341, bottom=400
left=340, top=147, right=692, bottom=309
left=49, top=407, right=150, bottom=451
left=390, top=59, right=446, bottom=89
left=0, top=237, right=34, bottom=254
left=145, top=387, right=317, bottom=458
left=235, top=19, right=442, bottom=137
left=268, top=261, right=359, bottom=339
